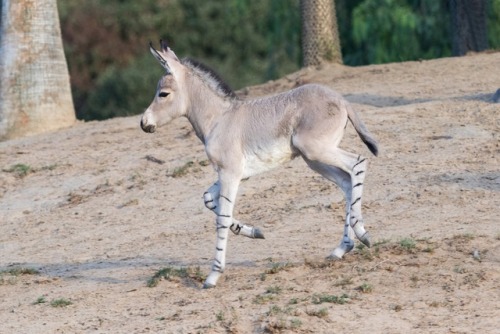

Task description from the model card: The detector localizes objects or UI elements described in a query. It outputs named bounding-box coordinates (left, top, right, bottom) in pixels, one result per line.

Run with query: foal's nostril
left=143, top=124, right=156, bottom=133
left=140, top=119, right=156, bottom=133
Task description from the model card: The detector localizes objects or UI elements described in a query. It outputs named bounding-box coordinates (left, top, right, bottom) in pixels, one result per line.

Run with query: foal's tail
left=346, top=104, right=379, bottom=156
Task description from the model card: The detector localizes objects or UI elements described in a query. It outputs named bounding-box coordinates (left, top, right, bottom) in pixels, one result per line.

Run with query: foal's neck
left=185, top=77, right=233, bottom=144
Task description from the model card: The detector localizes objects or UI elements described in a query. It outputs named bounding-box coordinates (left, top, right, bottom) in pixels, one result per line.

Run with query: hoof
left=359, top=232, right=371, bottom=248
left=202, top=282, right=216, bottom=289
left=253, top=228, right=265, bottom=239
left=326, top=254, right=342, bottom=261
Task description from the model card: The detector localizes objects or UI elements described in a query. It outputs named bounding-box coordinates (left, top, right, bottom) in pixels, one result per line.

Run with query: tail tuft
left=361, top=135, right=379, bottom=157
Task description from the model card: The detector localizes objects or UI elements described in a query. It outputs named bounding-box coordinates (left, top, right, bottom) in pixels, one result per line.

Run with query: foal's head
left=140, top=41, right=189, bottom=133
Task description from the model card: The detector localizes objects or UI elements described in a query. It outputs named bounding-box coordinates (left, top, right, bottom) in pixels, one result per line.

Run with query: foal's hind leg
left=204, top=181, right=264, bottom=239
left=325, top=149, right=371, bottom=249
left=348, top=154, right=371, bottom=247
left=299, top=145, right=372, bottom=259
left=304, top=159, right=356, bottom=259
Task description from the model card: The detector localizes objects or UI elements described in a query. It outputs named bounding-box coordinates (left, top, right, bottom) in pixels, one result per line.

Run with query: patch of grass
left=260, top=304, right=302, bottom=332
left=266, top=285, right=282, bottom=294
left=265, top=262, right=293, bottom=275
left=356, top=283, right=373, bottom=293
left=147, top=266, right=205, bottom=287
left=169, top=161, right=194, bottom=178
left=3, top=163, right=32, bottom=178
left=450, top=233, right=475, bottom=244
left=254, top=285, right=283, bottom=305
left=215, top=311, right=225, bottom=322
left=372, top=239, right=390, bottom=247
left=290, top=318, right=302, bottom=328
left=333, top=277, right=353, bottom=287
left=306, top=307, right=329, bottom=318
left=129, top=172, right=147, bottom=189
left=261, top=261, right=293, bottom=281
left=263, top=317, right=302, bottom=332
left=267, top=305, right=283, bottom=316
left=50, top=298, right=72, bottom=307
left=33, top=296, right=47, bottom=305
left=422, top=245, right=435, bottom=253
left=0, top=277, right=15, bottom=285
left=40, top=164, right=58, bottom=171
left=399, top=237, right=416, bottom=251
left=0, top=267, right=40, bottom=276
left=1, top=267, right=40, bottom=285
left=311, top=293, right=349, bottom=305
left=355, top=245, right=376, bottom=261
left=461, top=233, right=475, bottom=240
left=254, top=294, right=277, bottom=304
left=118, top=198, right=139, bottom=208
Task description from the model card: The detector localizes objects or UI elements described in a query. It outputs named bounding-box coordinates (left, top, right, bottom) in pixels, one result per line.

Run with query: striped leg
left=326, top=167, right=356, bottom=260
left=300, top=148, right=371, bottom=260
left=203, top=173, right=241, bottom=289
left=349, top=155, right=370, bottom=247
left=204, top=181, right=264, bottom=239
left=302, top=158, right=355, bottom=259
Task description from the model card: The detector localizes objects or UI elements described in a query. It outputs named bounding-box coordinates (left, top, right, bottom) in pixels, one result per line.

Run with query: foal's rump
left=294, top=84, right=379, bottom=157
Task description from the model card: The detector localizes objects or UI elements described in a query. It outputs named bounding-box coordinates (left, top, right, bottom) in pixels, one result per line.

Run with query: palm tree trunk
left=301, top=0, right=342, bottom=66
left=450, top=0, right=489, bottom=56
left=0, top=0, right=76, bottom=141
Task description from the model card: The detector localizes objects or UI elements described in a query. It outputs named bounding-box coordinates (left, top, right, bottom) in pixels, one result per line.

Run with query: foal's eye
left=158, top=92, right=169, bottom=98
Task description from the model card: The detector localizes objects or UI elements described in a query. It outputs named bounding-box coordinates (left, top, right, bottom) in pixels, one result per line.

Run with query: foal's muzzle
left=140, top=119, right=156, bottom=133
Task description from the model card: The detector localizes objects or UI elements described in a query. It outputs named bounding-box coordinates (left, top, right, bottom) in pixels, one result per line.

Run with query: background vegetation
left=58, top=0, right=500, bottom=120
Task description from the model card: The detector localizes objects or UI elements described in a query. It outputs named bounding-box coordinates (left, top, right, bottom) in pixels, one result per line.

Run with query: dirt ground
left=1, top=52, right=499, bottom=334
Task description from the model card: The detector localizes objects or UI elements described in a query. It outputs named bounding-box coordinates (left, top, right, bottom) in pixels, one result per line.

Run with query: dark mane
left=182, top=57, right=237, bottom=99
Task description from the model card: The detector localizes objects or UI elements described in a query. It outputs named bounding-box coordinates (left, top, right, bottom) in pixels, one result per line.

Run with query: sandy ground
left=0, top=52, right=499, bottom=334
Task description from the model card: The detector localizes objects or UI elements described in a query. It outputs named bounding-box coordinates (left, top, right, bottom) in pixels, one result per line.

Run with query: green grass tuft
left=4, top=164, right=32, bottom=178
left=147, top=266, right=205, bottom=287
left=50, top=298, right=72, bottom=307
left=0, top=267, right=40, bottom=276
left=357, top=283, right=373, bottom=293
left=33, top=296, right=47, bottom=305
left=399, top=237, right=416, bottom=251
left=311, top=293, right=349, bottom=305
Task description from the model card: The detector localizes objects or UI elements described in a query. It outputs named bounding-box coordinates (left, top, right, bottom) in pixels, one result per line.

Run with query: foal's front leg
left=203, top=173, right=241, bottom=288
left=204, top=181, right=264, bottom=239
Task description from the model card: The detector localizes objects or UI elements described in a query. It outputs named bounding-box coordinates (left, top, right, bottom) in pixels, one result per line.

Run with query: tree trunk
left=0, top=0, right=76, bottom=141
left=301, top=0, right=342, bottom=66
left=450, top=0, right=489, bottom=56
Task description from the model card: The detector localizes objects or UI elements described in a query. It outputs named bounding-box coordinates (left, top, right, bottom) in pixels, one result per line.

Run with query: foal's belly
left=242, top=140, right=297, bottom=178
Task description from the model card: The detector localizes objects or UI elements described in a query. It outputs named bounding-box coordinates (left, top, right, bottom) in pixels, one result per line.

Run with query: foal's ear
left=159, top=39, right=180, bottom=61
left=149, top=41, right=173, bottom=75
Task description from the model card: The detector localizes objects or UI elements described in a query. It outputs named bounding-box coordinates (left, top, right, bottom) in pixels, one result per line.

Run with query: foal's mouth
left=140, top=119, right=157, bottom=133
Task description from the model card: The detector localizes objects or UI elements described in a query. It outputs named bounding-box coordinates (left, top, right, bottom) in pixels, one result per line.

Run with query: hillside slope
left=1, top=52, right=499, bottom=333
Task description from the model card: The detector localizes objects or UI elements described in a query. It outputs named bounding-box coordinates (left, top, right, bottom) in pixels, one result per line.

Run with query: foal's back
left=233, top=84, right=348, bottom=138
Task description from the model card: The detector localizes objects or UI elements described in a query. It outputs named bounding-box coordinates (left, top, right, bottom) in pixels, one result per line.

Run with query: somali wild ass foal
left=141, top=41, right=379, bottom=288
